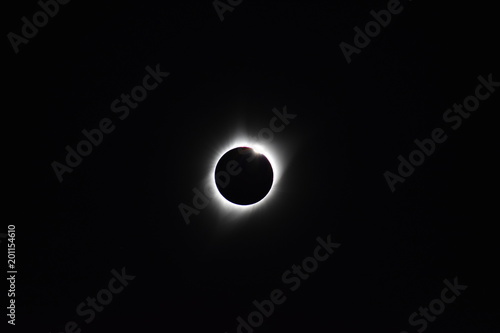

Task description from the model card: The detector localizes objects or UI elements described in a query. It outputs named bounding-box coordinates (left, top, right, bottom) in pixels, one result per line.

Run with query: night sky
left=6, top=0, right=499, bottom=332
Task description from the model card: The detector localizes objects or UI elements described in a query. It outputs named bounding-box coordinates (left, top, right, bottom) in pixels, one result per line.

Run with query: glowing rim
left=203, top=133, right=284, bottom=218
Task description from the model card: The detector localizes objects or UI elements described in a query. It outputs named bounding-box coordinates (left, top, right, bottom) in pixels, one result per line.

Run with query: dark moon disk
left=214, top=147, right=274, bottom=205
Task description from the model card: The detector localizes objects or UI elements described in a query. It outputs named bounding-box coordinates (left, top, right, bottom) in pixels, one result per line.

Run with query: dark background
left=5, top=0, right=499, bottom=332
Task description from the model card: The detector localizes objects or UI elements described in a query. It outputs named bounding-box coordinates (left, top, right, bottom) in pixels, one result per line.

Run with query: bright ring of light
left=203, top=134, right=284, bottom=219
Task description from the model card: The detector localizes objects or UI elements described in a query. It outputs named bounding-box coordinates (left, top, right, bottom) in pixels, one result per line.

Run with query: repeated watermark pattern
left=400, top=277, right=467, bottom=333
left=225, top=234, right=340, bottom=333
left=339, top=0, right=411, bottom=64
left=50, top=267, right=135, bottom=333
left=178, top=105, right=297, bottom=225
left=7, top=0, right=72, bottom=54
left=33, top=2, right=491, bottom=332
left=51, top=64, right=170, bottom=183
left=384, top=73, right=498, bottom=192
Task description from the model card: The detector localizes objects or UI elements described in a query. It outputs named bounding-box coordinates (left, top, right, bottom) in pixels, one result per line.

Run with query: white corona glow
left=203, top=131, right=286, bottom=220
left=251, top=144, right=263, bottom=154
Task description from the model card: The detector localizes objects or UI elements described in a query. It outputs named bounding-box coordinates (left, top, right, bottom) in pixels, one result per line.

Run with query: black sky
left=6, top=0, right=499, bottom=332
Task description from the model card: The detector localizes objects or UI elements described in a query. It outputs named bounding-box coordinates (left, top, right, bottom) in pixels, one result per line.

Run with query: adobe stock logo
left=51, top=64, right=170, bottom=183
left=213, top=0, right=243, bottom=22
left=225, top=234, right=340, bottom=333
left=179, top=106, right=296, bottom=225
left=339, top=0, right=408, bottom=64
left=384, top=73, right=498, bottom=192
left=7, top=0, right=71, bottom=54
left=400, top=277, right=467, bottom=333
left=50, top=267, right=135, bottom=333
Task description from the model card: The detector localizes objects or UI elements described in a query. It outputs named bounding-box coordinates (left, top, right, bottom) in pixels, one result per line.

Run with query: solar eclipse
left=214, top=147, right=274, bottom=205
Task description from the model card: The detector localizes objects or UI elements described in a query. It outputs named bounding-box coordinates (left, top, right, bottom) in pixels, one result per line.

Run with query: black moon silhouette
left=214, top=147, right=273, bottom=205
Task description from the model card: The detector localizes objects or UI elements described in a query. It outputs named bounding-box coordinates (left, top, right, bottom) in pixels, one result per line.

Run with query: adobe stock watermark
left=50, top=267, right=135, bottom=333
left=7, top=0, right=71, bottom=54
left=225, top=234, right=340, bottom=333
left=339, top=0, right=410, bottom=64
left=384, top=73, right=498, bottom=192
left=400, top=277, right=467, bottom=333
left=178, top=105, right=297, bottom=225
left=213, top=0, right=243, bottom=22
left=51, top=64, right=170, bottom=183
